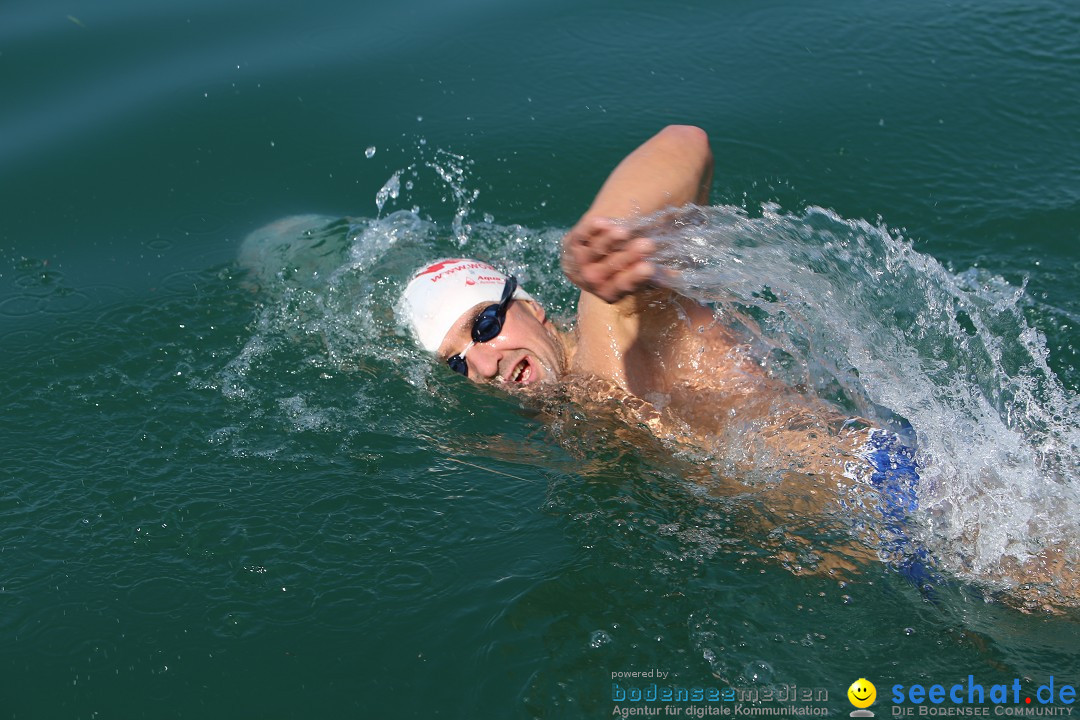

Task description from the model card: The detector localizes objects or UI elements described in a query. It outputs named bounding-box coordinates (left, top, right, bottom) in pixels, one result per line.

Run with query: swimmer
left=245, top=125, right=1077, bottom=606
left=401, top=126, right=923, bottom=576
left=401, top=128, right=1080, bottom=609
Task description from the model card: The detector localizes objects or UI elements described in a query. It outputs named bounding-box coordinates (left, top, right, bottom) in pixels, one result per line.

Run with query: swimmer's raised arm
left=562, top=125, right=713, bottom=304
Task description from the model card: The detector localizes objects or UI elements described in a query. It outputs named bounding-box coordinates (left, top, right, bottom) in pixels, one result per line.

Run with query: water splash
left=374, top=170, right=400, bottom=215
left=234, top=154, right=1079, bottom=600
left=370, top=140, right=480, bottom=244
left=648, top=204, right=1080, bottom=592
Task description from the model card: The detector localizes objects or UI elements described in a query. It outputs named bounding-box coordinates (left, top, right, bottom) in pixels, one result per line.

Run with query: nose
left=466, top=341, right=502, bottom=381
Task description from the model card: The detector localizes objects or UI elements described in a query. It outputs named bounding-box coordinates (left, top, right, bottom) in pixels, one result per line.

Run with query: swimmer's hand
left=561, top=217, right=674, bottom=304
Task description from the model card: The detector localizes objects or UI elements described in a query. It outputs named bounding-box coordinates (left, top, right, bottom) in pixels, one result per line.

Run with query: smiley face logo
left=847, top=678, right=877, bottom=709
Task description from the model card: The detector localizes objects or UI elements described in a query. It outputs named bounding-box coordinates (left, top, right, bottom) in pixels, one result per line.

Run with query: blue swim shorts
left=853, top=428, right=933, bottom=588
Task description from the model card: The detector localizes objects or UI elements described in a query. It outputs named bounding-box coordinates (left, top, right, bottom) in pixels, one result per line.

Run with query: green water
left=2, top=0, right=1079, bottom=718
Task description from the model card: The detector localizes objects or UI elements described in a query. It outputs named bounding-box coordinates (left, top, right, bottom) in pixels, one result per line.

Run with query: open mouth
left=508, top=357, right=532, bottom=384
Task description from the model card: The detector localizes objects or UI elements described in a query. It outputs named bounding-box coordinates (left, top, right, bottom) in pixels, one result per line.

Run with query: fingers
left=562, top=217, right=661, bottom=303
left=572, top=217, right=632, bottom=257
left=608, top=258, right=658, bottom=301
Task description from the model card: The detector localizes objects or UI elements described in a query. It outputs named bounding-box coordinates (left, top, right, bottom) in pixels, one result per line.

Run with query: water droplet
left=589, top=630, right=612, bottom=649
left=745, top=660, right=774, bottom=684
left=375, top=171, right=401, bottom=214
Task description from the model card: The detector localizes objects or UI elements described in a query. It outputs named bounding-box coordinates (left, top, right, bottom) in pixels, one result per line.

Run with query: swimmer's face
left=437, top=298, right=566, bottom=387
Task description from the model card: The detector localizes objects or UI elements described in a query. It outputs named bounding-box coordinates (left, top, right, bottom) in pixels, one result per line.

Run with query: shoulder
left=571, top=287, right=711, bottom=393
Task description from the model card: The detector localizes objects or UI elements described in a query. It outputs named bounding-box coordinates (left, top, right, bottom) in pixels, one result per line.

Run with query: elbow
left=661, top=124, right=709, bottom=145
left=661, top=124, right=712, bottom=164
left=659, top=124, right=713, bottom=199
left=660, top=124, right=710, bottom=155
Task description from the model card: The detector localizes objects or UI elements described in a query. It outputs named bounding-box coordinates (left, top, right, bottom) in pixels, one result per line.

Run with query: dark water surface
left=3, top=0, right=1079, bottom=718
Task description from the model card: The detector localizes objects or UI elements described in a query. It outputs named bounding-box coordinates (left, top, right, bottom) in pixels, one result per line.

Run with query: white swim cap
left=400, top=258, right=535, bottom=352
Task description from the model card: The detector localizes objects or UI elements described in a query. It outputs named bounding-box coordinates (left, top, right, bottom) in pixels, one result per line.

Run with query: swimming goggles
left=446, top=275, right=517, bottom=377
